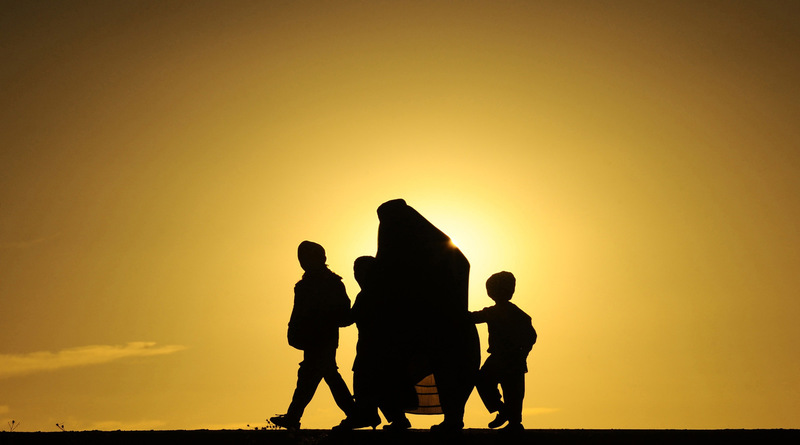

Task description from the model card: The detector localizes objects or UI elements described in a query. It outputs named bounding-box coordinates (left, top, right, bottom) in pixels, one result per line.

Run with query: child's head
left=486, top=271, right=516, bottom=302
left=297, top=241, right=326, bottom=271
left=353, top=255, right=377, bottom=287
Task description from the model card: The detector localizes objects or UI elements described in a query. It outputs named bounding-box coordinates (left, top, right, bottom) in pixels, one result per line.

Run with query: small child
left=471, top=271, right=537, bottom=431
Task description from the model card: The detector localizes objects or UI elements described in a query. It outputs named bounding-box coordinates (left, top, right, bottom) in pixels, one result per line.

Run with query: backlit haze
left=2, top=0, right=799, bottom=432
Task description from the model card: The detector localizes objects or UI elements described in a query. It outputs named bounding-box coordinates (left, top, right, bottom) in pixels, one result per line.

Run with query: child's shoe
left=488, top=412, right=508, bottom=429
left=269, top=414, right=300, bottom=430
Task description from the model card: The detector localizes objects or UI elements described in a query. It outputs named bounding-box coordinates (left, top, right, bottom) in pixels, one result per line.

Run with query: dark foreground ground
left=2, top=429, right=798, bottom=445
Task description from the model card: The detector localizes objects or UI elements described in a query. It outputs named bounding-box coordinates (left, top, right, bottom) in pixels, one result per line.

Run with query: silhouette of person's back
left=270, top=241, right=354, bottom=430
left=350, top=256, right=384, bottom=369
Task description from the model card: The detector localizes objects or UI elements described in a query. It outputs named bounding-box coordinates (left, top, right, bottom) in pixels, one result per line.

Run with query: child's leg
left=352, top=365, right=380, bottom=420
left=500, top=371, right=525, bottom=425
left=286, top=351, right=326, bottom=421
left=321, top=349, right=355, bottom=416
left=476, top=356, right=504, bottom=413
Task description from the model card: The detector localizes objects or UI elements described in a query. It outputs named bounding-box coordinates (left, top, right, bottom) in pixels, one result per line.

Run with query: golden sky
left=2, top=0, right=799, bottom=431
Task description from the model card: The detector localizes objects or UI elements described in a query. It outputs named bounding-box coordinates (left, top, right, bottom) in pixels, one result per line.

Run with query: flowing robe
left=374, top=199, right=480, bottom=424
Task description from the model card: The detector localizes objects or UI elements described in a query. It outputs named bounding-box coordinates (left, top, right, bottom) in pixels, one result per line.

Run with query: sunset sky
left=2, top=0, right=799, bottom=432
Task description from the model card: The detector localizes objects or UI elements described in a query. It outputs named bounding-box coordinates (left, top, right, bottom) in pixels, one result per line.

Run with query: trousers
left=286, top=347, right=354, bottom=420
left=475, top=354, right=526, bottom=424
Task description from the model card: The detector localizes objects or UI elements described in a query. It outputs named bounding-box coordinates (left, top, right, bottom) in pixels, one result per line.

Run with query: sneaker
left=488, top=413, right=508, bottom=429
left=502, top=422, right=524, bottom=432
left=332, top=414, right=381, bottom=430
left=382, top=417, right=411, bottom=431
left=269, top=414, right=300, bottom=430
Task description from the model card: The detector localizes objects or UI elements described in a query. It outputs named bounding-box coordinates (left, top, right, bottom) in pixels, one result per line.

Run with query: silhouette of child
left=270, top=241, right=354, bottom=429
left=334, top=256, right=384, bottom=430
left=334, top=255, right=411, bottom=431
left=471, top=271, right=537, bottom=431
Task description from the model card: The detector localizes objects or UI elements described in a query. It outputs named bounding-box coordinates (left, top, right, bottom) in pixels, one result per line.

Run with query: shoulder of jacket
left=510, top=302, right=530, bottom=315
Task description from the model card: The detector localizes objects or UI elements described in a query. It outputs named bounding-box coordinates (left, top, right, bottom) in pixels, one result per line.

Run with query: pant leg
left=318, top=348, right=355, bottom=416
left=475, top=355, right=504, bottom=414
left=500, top=371, right=526, bottom=424
left=323, top=368, right=355, bottom=416
left=352, top=362, right=380, bottom=419
left=286, top=350, right=325, bottom=420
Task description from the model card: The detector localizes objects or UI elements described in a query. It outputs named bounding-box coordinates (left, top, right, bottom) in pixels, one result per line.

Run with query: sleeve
left=470, top=306, right=492, bottom=324
left=287, top=284, right=307, bottom=350
left=334, top=280, right=353, bottom=327
left=522, top=319, right=537, bottom=352
left=342, top=294, right=358, bottom=327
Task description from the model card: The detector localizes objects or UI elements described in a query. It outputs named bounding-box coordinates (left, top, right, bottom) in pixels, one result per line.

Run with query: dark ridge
left=2, top=429, right=799, bottom=445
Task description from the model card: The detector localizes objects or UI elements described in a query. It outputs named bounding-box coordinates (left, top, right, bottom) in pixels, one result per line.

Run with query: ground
left=2, top=429, right=799, bottom=445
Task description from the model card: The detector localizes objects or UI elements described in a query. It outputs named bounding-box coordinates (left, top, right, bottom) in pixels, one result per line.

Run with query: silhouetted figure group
left=270, top=200, right=537, bottom=431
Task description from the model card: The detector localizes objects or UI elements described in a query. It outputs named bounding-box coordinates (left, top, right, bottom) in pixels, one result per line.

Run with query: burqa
left=374, top=199, right=480, bottom=429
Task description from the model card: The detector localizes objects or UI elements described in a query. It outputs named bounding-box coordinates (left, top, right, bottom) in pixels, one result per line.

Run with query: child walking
left=471, top=271, right=537, bottom=431
left=270, top=241, right=354, bottom=429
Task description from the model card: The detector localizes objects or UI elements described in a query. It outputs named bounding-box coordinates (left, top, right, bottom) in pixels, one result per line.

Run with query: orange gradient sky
left=2, top=0, right=799, bottom=432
